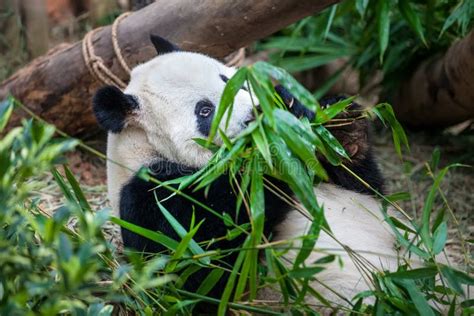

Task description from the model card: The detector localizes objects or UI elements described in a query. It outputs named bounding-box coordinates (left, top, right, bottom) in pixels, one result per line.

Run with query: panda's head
left=93, top=35, right=254, bottom=168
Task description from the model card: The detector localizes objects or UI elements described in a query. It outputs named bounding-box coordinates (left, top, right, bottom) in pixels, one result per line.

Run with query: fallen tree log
left=0, top=0, right=338, bottom=135
left=392, top=30, right=474, bottom=128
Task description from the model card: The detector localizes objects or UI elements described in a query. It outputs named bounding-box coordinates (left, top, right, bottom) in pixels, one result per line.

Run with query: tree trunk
left=392, top=31, right=474, bottom=128
left=21, top=0, right=49, bottom=58
left=0, top=0, right=338, bottom=135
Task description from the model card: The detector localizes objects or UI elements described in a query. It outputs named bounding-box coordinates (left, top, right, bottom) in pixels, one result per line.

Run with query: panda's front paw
left=320, top=96, right=369, bottom=160
left=274, top=85, right=315, bottom=120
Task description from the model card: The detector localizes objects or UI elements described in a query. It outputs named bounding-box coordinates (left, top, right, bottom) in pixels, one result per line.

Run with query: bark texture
left=392, top=31, right=474, bottom=128
left=0, top=0, right=338, bottom=135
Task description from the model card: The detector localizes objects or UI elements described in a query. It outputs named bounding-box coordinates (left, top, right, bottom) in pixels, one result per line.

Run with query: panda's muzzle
left=243, top=104, right=262, bottom=127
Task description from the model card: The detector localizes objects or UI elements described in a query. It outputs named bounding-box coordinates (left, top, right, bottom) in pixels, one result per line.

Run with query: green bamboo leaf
left=372, top=103, right=409, bottom=157
left=382, top=211, right=430, bottom=259
left=196, top=268, right=225, bottom=296
left=218, top=129, right=233, bottom=150
left=265, top=127, right=320, bottom=215
left=209, top=67, right=248, bottom=144
left=420, top=166, right=450, bottom=252
left=397, top=279, right=436, bottom=316
left=314, top=125, right=349, bottom=162
left=315, top=96, right=355, bottom=124
left=110, top=216, right=180, bottom=251
left=51, top=168, right=78, bottom=207
left=251, top=125, right=273, bottom=168
left=323, top=4, right=338, bottom=39
left=276, top=53, right=348, bottom=73
left=194, top=138, right=246, bottom=190
left=248, top=160, right=264, bottom=298
left=167, top=220, right=205, bottom=272
left=253, top=61, right=318, bottom=111
left=355, top=0, right=369, bottom=16
left=0, top=97, right=14, bottom=132
left=63, top=165, right=91, bottom=212
left=234, top=250, right=252, bottom=301
left=218, top=237, right=250, bottom=315
left=388, top=216, right=417, bottom=234
left=399, top=0, right=427, bottom=45
left=432, top=222, right=448, bottom=255
left=154, top=196, right=210, bottom=265
left=274, top=110, right=327, bottom=179
left=440, top=1, right=471, bottom=37
left=260, top=37, right=351, bottom=54
left=313, top=254, right=335, bottom=265
left=377, top=0, right=390, bottom=62
left=388, top=267, right=438, bottom=279
left=248, top=72, right=275, bottom=125
left=288, top=266, right=325, bottom=278
left=440, top=266, right=466, bottom=295
left=164, top=300, right=198, bottom=316
left=293, top=217, right=324, bottom=268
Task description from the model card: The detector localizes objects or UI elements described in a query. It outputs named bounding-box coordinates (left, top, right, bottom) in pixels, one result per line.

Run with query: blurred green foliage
left=258, top=0, right=473, bottom=97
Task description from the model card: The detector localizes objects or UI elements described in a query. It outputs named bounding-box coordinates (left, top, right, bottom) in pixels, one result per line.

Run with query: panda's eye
left=199, top=107, right=213, bottom=117
left=195, top=100, right=215, bottom=119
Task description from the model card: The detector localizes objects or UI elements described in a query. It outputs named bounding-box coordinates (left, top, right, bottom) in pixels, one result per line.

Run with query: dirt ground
left=373, top=127, right=473, bottom=266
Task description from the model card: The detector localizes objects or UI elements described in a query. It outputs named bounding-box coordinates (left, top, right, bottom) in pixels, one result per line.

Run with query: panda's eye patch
left=220, top=74, right=248, bottom=92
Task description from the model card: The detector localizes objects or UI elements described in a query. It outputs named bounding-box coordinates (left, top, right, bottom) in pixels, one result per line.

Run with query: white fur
left=262, top=184, right=400, bottom=306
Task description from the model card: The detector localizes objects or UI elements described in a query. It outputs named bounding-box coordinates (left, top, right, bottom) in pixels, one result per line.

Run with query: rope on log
left=82, top=12, right=246, bottom=91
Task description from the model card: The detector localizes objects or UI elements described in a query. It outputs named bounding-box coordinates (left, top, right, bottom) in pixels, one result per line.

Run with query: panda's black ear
left=93, top=85, right=139, bottom=133
left=150, top=34, right=180, bottom=55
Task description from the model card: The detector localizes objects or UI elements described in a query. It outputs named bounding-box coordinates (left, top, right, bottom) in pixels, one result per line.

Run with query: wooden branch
left=1, top=0, right=338, bottom=135
left=392, top=31, right=474, bottom=128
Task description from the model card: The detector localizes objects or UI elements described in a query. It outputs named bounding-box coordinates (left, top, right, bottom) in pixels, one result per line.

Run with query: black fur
left=93, top=85, right=138, bottom=133
left=120, top=160, right=293, bottom=298
left=274, top=86, right=385, bottom=195
left=320, top=150, right=384, bottom=194
left=150, top=34, right=180, bottom=55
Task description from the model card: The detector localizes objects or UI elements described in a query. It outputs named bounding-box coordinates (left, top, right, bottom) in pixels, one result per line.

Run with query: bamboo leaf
left=388, top=267, right=438, bottom=279
left=377, top=0, right=390, bottom=62
left=196, top=268, right=225, bottom=296
left=432, top=222, right=448, bottom=255
left=0, top=97, right=14, bottom=132
left=209, top=67, right=248, bottom=144
left=110, top=216, right=180, bottom=251
left=253, top=61, right=318, bottom=111
left=154, top=196, right=210, bottom=265
left=399, top=0, right=427, bottom=45
left=372, top=103, right=409, bottom=157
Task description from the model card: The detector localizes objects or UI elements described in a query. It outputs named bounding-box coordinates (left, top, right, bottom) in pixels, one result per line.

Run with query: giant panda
left=93, top=35, right=399, bottom=310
